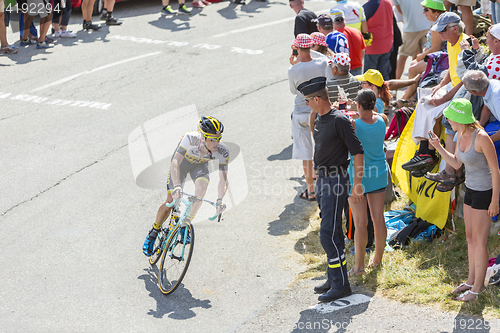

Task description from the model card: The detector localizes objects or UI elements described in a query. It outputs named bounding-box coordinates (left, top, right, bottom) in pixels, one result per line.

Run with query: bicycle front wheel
left=158, top=222, right=195, bottom=295
left=149, top=228, right=168, bottom=266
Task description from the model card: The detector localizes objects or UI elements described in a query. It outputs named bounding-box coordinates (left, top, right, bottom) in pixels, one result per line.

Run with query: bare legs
left=348, top=191, right=386, bottom=272
left=303, top=160, right=315, bottom=199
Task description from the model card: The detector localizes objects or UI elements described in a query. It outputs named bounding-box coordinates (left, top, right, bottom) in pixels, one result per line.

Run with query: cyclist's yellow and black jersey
left=166, top=132, right=229, bottom=191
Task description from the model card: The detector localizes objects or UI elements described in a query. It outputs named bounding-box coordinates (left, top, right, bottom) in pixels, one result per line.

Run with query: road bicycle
left=149, top=193, right=222, bottom=295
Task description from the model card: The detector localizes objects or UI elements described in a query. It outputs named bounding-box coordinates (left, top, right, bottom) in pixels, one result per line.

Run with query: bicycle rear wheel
left=149, top=228, right=168, bottom=265
left=158, top=222, right=195, bottom=295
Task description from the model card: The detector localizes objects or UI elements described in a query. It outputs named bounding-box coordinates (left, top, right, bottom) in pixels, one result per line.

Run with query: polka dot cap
left=329, top=52, right=350, bottom=66
left=485, top=54, right=500, bottom=80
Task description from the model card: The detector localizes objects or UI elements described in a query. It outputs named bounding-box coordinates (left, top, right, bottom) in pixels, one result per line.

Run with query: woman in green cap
left=429, top=98, right=500, bottom=302
left=400, top=0, right=447, bottom=101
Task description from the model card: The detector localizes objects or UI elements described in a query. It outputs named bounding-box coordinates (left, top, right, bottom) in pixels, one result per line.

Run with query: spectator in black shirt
left=298, top=76, right=364, bottom=302
left=289, top=0, right=318, bottom=37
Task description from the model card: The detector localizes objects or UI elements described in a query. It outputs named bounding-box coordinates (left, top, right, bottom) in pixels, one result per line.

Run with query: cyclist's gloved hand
left=216, top=198, right=226, bottom=214
left=172, top=186, right=183, bottom=201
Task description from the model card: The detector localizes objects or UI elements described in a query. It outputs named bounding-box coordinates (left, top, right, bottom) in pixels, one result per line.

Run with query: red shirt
left=337, top=26, right=366, bottom=70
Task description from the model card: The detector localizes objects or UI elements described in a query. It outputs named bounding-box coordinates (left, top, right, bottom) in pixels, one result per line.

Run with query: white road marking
left=311, top=294, right=371, bottom=314
left=212, top=8, right=330, bottom=38
left=31, top=52, right=162, bottom=92
left=1, top=92, right=111, bottom=110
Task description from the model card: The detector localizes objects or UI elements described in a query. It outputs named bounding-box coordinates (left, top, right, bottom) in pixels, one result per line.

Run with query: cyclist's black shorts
left=166, top=160, right=210, bottom=194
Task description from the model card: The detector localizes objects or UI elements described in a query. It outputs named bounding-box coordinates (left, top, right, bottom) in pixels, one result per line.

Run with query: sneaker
left=401, top=153, right=436, bottom=171
left=161, top=5, right=175, bottom=15
left=83, top=21, right=101, bottom=30
left=142, top=228, right=159, bottom=256
left=425, top=169, right=456, bottom=184
left=234, top=0, right=246, bottom=5
left=100, top=11, right=108, bottom=20
left=178, top=4, right=192, bottom=14
left=201, top=0, right=211, bottom=4
left=106, top=16, right=123, bottom=25
left=54, top=29, right=62, bottom=38
left=36, top=41, right=51, bottom=49
left=192, top=0, right=205, bottom=7
left=45, top=36, right=55, bottom=44
left=20, top=38, right=34, bottom=46
left=0, top=45, right=18, bottom=54
left=60, top=30, right=77, bottom=38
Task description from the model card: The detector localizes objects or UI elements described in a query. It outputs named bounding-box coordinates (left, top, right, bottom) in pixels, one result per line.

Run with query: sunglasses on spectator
left=423, top=7, right=429, bottom=12
left=305, top=95, right=319, bottom=102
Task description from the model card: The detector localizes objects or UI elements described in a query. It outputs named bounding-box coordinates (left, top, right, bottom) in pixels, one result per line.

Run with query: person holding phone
left=428, top=99, right=500, bottom=302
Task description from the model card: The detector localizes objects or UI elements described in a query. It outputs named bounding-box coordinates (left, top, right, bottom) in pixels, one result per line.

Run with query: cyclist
left=143, top=116, right=229, bottom=256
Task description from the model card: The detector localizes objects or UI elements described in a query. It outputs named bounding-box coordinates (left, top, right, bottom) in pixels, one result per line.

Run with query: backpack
left=385, top=107, right=413, bottom=140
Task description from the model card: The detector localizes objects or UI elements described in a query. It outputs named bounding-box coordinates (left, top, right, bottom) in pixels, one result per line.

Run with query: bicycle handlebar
left=165, top=193, right=224, bottom=222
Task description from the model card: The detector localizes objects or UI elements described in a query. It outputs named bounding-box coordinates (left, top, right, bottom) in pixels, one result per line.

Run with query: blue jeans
left=492, top=1, right=500, bottom=24
left=364, top=51, right=392, bottom=81
left=350, top=67, right=363, bottom=76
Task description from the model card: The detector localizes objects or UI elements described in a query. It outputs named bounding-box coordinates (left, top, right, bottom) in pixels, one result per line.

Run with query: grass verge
left=288, top=189, right=500, bottom=317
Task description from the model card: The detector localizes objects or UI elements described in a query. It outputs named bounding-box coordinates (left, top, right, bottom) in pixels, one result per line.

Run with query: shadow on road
left=452, top=304, right=491, bottom=333
left=267, top=144, right=292, bottom=161
left=138, top=266, right=212, bottom=319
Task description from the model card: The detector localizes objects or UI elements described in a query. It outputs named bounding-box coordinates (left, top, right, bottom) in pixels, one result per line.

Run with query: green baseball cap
left=443, top=98, right=475, bottom=124
left=420, top=0, right=446, bottom=12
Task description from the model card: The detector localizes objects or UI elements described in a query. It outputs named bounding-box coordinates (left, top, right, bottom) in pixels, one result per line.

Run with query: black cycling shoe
left=318, top=287, right=352, bottom=303
left=314, top=279, right=330, bottom=294
left=402, top=153, right=436, bottom=171
left=106, top=17, right=122, bottom=25
left=83, top=21, right=101, bottom=30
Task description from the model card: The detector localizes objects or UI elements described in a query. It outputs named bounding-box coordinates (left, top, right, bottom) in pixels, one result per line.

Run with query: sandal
left=425, top=170, right=456, bottom=184
left=436, top=174, right=465, bottom=192
left=455, top=289, right=484, bottom=302
left=451, top=282, right=472, bottom=294
left=298, top=189, right=316, bottom=201
left=347, top=268, right=365, bottom=277
left=367, top=262, right=383, bottom=270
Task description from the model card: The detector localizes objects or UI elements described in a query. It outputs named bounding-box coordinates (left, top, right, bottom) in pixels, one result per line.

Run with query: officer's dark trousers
left=315, top=171, right=350, bottom=291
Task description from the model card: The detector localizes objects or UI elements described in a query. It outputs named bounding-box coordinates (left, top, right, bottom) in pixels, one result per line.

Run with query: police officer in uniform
left=298, top=77, right=365, bottom=302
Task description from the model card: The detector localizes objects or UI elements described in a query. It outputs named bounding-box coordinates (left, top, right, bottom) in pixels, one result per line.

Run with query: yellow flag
left=391, top=109, right=450, bottom=229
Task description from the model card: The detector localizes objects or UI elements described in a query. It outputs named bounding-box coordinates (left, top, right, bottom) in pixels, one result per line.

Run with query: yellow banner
left=391, top=109, right=450, bottom=229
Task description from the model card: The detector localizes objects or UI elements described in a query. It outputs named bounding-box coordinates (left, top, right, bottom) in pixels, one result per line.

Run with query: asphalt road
left=2, top=0, right=500, bottom=332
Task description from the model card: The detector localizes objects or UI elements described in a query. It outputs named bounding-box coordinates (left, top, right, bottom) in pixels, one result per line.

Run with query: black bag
left=388, top=217, right=433, bottom=249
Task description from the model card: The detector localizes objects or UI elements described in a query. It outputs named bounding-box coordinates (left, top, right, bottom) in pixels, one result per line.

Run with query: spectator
left=289, top=0, right=318, bottom=37
left=331, top=9, right=366, bottom=76
left=347, top=89, right=388, bottom=277
left=329, top=0, right=368, bottom=32
left=362, top=0, right=394, bottom=81
left=288, top=34, right=328, bottom=201
left=297, top=76, right=364, bottom=302
left=326, top=30, right=349, bottom=54
left=402, top=13, right=468, bottom=181
left=80, top=0, right=101, bottom=30
left=52, top=0, right=77, bottom=38
left=393, top=0, right=433, bottom=79
left=161, top=0, right=191, bottom=15
left=315, top=13, right=333, bottom=37
left=100, top=0, right=122, bottom=25
left=21, top=0, right=52, bottom=48
left=429, top=98, right=499, bottom=302
left=355, top=69, right=391, bottom=114
left=401, top=0, right=447, bottom=101
left=325, top=53, right=361, bottom=108
left=310, top=32, right=334, bottom=80
left=492, top=0, right=500, bottom=25
left=444, top=0, right=473, bottom=36
left=0, top=0, right=17, bottom=54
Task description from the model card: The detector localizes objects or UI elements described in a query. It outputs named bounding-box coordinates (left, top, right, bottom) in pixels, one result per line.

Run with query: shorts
left=399, top=30, right=428, bottom=57
left=27, top=0, right=50, bottom=18
left=291, top=112, right=314, bottom=160
left=365, top=187, right=386, bottom=196
left=464, top=186, right=493, bottom=210
left=448, top=0, right=476, bottom=6
left=166, top=160, right=209, bottom=194
left=0, top=0, right=4, bottom=13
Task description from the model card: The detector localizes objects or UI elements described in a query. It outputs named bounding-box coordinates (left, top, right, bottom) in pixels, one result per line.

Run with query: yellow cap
left=355, top=69, right=384, bottom=87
